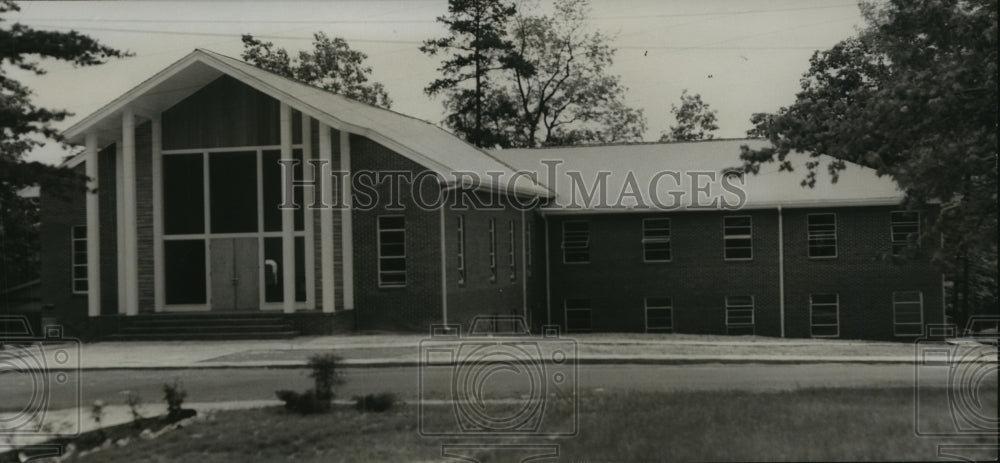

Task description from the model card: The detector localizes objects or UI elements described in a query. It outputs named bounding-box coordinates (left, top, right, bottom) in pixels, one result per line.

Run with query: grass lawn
left=63, top=387, right=997, bottom=462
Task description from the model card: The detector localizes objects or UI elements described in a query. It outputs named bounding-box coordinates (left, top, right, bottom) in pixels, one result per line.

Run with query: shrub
left=353, top=393, right=397, bottom=413
left=120, top=391, right=143, bottom=427
left=307, top=354, right=344, bottom=401
left=163, top=380, right=187, bottom=419
left=275, top=389, right=331, bottom=414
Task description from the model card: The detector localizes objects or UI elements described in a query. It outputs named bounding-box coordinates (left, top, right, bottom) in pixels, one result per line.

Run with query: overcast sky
left=10, top=0, right=869, bottom=165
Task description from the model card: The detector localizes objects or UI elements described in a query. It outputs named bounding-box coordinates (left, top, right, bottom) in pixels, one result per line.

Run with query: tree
left=661, top=90, right=718, bottom=142
left=1, top=0, right=128, bottom=290
left=421, top=0, right=525, bottom=147
left=740, top=0, right=998, bottom=327
left=241, top=33, right=391, bottom=108
left=500, top=0, right=645, bottom=147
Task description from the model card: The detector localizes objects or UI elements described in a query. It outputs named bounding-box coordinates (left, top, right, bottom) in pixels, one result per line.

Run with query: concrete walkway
left=9, top=333, right=986, bottom=370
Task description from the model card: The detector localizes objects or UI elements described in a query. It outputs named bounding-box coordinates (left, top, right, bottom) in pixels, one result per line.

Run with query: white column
left=85, top=134, right=101, bottom=317
left=319, top=123, right=336, bottom=313
left=151, top=116, right=164, bottom=312
left=280, top=103, right=296, bottom=314
left=439, top=206, right=448, bottom=325
left=340, top=130, right=355, bottom=310
left=778, top=205, right=785, bottom=338
left=301, top=113, right=315, bottom=310
left=115, top=141, right=125, bottom=314
left=122, top=108, right=139, bottom=316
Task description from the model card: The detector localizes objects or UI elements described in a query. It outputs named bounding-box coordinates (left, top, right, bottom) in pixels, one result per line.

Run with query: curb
left=58, top=357, right=936, bottom=371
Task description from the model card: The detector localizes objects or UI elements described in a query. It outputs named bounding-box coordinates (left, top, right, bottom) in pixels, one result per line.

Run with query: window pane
left=262, top=150, right=305, bottom=232
left=163, top=154, right=204, bottom=235
left=164, top=240, right=206, bottom=304
left=209, top=151, right=258, bottom=233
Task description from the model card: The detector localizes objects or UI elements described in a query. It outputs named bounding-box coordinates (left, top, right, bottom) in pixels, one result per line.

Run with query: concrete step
left=104, top=331, right=300, bottom=341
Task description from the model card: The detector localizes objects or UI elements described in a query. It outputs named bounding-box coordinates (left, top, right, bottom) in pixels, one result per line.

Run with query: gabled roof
left=491, top=139, right=905, bottom=213
left=62, top=49, right=550, bottom=197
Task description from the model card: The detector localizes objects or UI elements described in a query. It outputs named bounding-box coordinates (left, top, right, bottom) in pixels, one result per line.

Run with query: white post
left=85, top=133, right=101, bottom=317
left=151, top=116, right=164, bottom=312
left=115, top=141, right=125, bottom=314
left=122, top=108, right=139, bottom=316
left=301, top=113, right=315, bottom=310
left=521, top=209, right=527, bottom=319
left=319, top=123, right=336, bottom=313
left=340, top=130, right=354, bottom=310
left=280, top=103, right=296, bottom=314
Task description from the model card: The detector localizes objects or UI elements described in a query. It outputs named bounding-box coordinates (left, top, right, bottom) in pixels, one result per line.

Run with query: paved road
left=3, top=363, right=971, bottom=412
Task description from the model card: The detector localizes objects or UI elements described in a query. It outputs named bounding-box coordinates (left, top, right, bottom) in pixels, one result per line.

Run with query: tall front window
left=723, top=216, right=752, bottom=260
left=71, top=225, right=88, bottom=294
left=378, top=216, right=406, bottom=287
left=725, top=295, right=755, bottom=334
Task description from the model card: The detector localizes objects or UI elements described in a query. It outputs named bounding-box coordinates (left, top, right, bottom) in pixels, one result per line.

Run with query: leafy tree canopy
left=1, top=0, right=128, bottom=290
left=242, top=32, right=392, bottom=108
left=661, top=89, right=718, bottom=142
left=740, top=0, right=998, bottom=323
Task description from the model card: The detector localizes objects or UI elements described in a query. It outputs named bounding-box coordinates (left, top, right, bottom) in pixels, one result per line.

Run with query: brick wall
left=349, top=135, right=443, bottom=331
left=39, top=165, right=88, bottom=330
left=541, top=206, right=942, bottom=340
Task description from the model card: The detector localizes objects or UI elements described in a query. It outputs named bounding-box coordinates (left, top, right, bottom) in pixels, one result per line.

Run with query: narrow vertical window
left=893, top=291, right=923, bottom=336
left=642, top=217, right=671, bottom=262
left=645, top=297, right=673, bottom=333
left=525, top=220, right=532, bottom=277
left=565, top=298, right=592, bottom=332
left=71, top=225, right=88, bottom=294
left=810, top=294, right=839, bottom=337
left=725, top=295, right=755, bottom=334
left=891, top=211, right=920, bottom=255
left=456, top=215, right=465, bottom=286
left=562, top=221, right=590, bottom=263
left=508, top=220, right=516, bottom=282
left=378, top=216, right=406, bottom=287
left=723, top=216, right=752, bottom=260
left=807, top=213, right=837, bottom=258
left=488, top=218, right=497, bottom=282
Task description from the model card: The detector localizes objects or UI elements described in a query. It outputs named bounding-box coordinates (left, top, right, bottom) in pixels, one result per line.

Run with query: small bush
left=307, top=354, right=344, bottom=401
left=120, top=391, right=143, bottom=427
left=276, top=389, right=331, bottom=414
left=163, top=380, right=187, bottom=419
left=353, top=393, right=397, bottom=413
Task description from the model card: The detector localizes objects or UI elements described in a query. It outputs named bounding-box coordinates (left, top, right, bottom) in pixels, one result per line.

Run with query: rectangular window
left=164, top=240, right=207, bottom=304
left=565, top=298, right=592, bottom=332
left=893, top=291, right=924, bottom=336
left=807, top=213, right=837, bottom=258
left=725, top=295, right=755, bottom=334
left=724, top=216, right=753, bottom=260
left=645, top=297, right=673, bottom=333
left=891, top=211, right=920, bottom=255
left=378, top=216, right=406, bottom=287
left=525, top=220, right=532, bottom=277
left=456, top=215, right=466, bottom=286
left=642, top=218, right=672, bottom=262
left=562, top=221, right=590, bottom=263
left=162, top=153, right=204, bottom=235
left=209, top=151, right=258, bottom=233
left=488, top=218, right=497, bottom=282
left=508, top=220, right=516, bottom=282
left=71, top=225, right=88, bottom=294
left=810, top=294, right=840, bottom=337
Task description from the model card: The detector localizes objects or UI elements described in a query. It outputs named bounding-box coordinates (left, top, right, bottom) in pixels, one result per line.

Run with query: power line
left=12, top=3, right=860, bottom=25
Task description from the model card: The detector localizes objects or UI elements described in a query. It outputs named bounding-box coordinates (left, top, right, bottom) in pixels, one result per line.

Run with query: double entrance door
left=209, top=238, right=258, bottom=311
